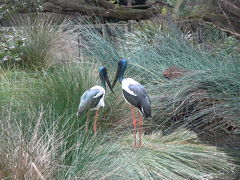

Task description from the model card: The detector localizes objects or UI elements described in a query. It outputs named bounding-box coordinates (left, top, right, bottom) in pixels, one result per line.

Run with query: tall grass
left=0, top=105, right=234, bottom=179
left=77, top=16, right=240, bottom=134
left=4, top=13, right=78, bottom=69
left=0, top=107, right=62, bottom=179
left=0, top=61, right=235, bottom=179
left=0, top=15, right=239, bottom=179
left=0, top=62, right=124, bottom=139
left=0, top=62, right=125, bottom=178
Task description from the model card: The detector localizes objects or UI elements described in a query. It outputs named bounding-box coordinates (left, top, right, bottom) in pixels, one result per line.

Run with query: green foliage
left=0, top=14, right=76, bottom=70
left=0, top=61, right=236, bottom=179
left=203, top=25, right=227, bottom=43
left=0, top=0, right=42, bottom=20
left=0, top=15, right=239, bottom=179
left=76, top=16, right=240, bottom=133
left=0, top=29, right=25, bottom=68
left=0, top=61, right=124, bottom=147
left=173, top=0, right=218, bottom=18
left=0, top=105, right=234, bottom=179
left=0, top=107, right=62, bottom=179
left=65, top=129, right=233, bottom=179
left=133, top=23, right=240, bottom=132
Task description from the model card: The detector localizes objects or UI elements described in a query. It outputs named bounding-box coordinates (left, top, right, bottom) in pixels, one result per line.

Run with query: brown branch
left=203, top=20, right=240, bottom=39
left=92, top=0, right=173, bottom=10
left=219, top=0, right=240, bottom=18
left=42, top=2, right=74, bottom=15
left=44, top=0, right=160, bottom=20
left=202, top=14, right=240, bottom=39
left=124, top=2, right=173, bottom=9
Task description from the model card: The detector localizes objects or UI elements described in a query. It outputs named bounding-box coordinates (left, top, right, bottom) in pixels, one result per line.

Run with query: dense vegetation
left=0, top=13, right=239, bottom=179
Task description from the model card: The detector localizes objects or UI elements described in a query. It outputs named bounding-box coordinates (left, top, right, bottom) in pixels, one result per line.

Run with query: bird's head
left=112, top=59, right=127, bottom=88
left=99, top=67, right=114, bottom=94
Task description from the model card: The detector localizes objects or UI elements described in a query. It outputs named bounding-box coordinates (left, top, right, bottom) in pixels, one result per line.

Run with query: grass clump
left=0, top=107, right=62, bottom=179
left=76, top=16, right=240, bottom=134
left=120, top=129, right=234, bottom=180
left=0, top=106, right=234, bottom=179
left=0, top=60, right=235, bottom=179
left=0, top=15, right=239, bottom=179
left=0, top=61, right=122, bottom=138
left=1, top=13, right=77, bottom=70
left=65, top=129, right=234, bottom=179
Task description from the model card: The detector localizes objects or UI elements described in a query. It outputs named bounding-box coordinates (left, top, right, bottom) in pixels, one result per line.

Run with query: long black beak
left=112, top=66, right=121, bottom=89
left=105, top=74, right=114, bottom=94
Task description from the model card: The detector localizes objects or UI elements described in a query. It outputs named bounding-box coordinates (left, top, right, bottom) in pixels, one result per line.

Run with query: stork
left=112, top=59, right=151, bottom=147
left=77, top=67, right=113, bottom=134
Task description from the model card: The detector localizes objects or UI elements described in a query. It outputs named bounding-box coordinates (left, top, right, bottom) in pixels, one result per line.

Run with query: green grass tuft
left=0, top=15, right=239, bottom=179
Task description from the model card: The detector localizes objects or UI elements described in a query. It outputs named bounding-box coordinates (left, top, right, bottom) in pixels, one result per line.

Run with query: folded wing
left=123, top=83, right=151, bottom=118
left=77, top=88, right=104, bottom=117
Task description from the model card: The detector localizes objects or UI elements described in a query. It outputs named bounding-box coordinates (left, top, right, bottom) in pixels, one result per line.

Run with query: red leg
left=130, top=105, right=137, bottom=147
left=138, top=111, right=143, bottom=147
left=94, top=110, right=99, bottom=134
left=85, top=111, right=90, bottom=133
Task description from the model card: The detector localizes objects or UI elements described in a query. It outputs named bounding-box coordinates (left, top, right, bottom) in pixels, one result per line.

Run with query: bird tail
left=141, top=97, right=152, bottom=118
left=76, top=111, right=81, bottom=118
left=76, top=108, right=85, bottom=118
left=77, top=102, right=88, bottom=118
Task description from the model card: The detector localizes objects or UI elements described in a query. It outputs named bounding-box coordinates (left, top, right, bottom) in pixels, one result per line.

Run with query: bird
left=77, top=67, right=113, bottom=134
left=112, top=59, right=151, bottom=147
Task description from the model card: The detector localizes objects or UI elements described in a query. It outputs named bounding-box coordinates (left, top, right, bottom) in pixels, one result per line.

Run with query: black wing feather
left=123, top=84, right=151, bottom=118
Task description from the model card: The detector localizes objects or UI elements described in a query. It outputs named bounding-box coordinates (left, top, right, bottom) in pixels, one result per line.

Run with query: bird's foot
left=132, top=144, right=143, bottom=148
left=136, top=144, right=143, bottom=148
left=138, top=143, right=143, bottom=147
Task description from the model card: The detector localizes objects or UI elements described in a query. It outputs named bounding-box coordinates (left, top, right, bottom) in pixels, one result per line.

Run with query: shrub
left=0, top=13, right=77, bottom=70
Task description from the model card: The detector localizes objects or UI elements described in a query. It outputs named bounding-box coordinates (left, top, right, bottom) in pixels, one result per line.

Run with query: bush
left=0, top=13, right=77, bottom=70
left=0, top=0, right=42, bottom=20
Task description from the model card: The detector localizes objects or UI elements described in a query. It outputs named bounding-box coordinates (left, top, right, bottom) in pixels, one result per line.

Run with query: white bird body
left=77, top=85, right=105, bottom=116
left=121, top=78, right=151, bottom=118
left=91, top=86, right=105, bottom=97
left=122, top=78, right=138, bottom=96
left=89, top=86, right=105, bottom=110
left=122, top=78, right=139, bottom=105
